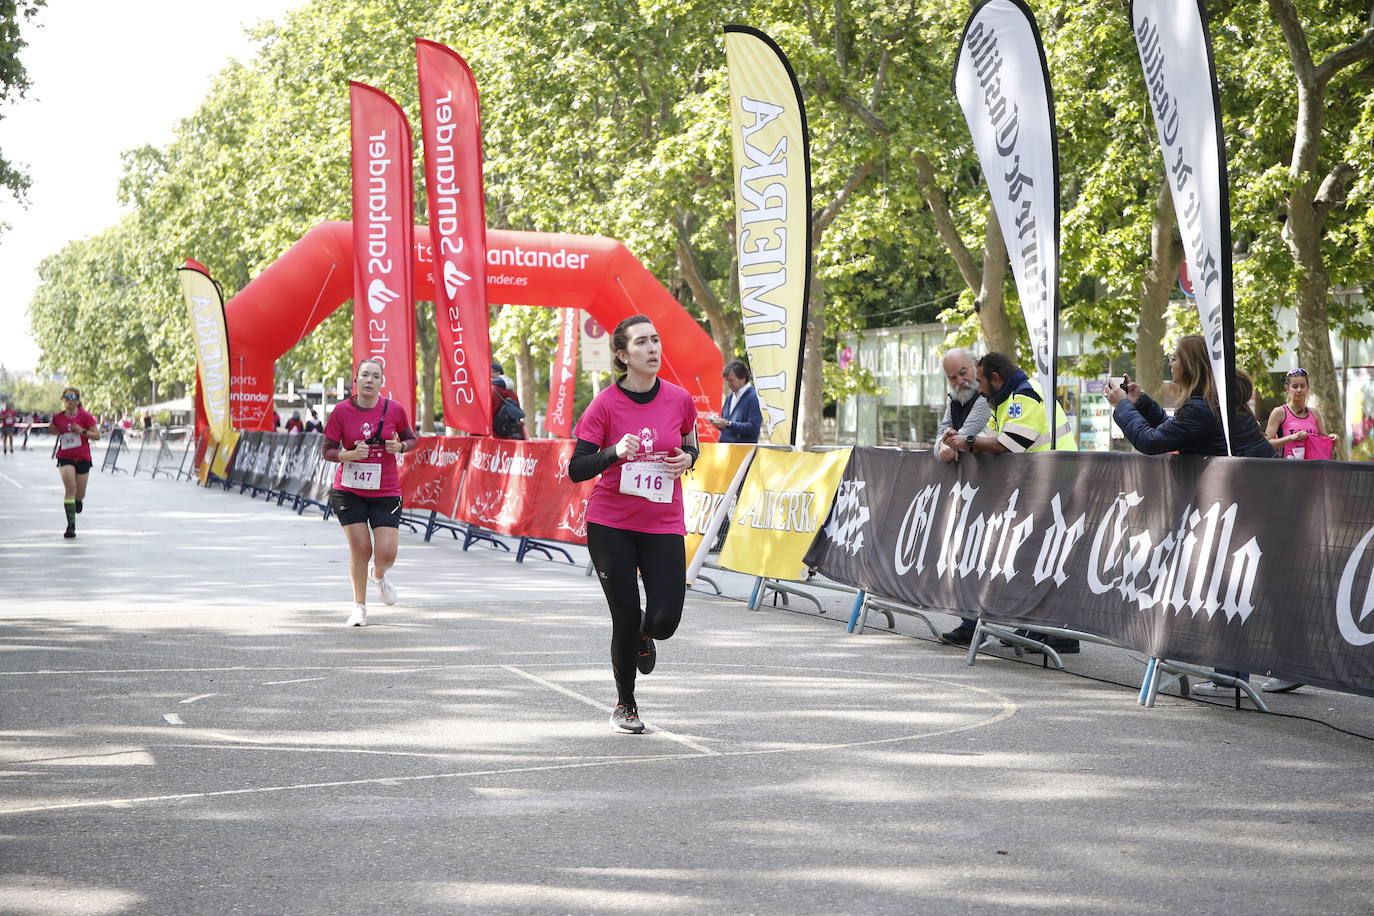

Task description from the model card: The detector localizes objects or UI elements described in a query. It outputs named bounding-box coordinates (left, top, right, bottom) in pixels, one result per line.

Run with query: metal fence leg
left=846, top=589, right=867, bottom=634
left=748, top=576, right=765, bottom=610
left=1138, top=657, right=1160, bottom=706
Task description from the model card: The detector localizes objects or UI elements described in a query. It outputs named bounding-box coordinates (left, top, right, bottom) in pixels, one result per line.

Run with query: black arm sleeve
left=569, top=438, right=620, bottom=482
left=681, top=425, right=700, bottom=467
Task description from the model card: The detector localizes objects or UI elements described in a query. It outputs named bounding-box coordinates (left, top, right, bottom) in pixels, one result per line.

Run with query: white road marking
left=260, top=677, right=325, bottom=686
left=179, top=694, right=220, bottom=705
left=0, top=470, right=22, bottom=488
left=502, top=664, right=721, bottom=756
left=163, top=713, right=184, bottom=725
left=0, top=666, right=1017, bottom=817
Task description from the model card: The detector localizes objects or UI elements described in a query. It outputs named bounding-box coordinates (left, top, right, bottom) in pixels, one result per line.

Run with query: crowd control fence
left=190, top=434, right=1374, bottom=704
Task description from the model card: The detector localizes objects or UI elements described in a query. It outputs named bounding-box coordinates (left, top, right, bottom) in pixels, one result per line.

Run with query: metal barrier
left=100, top=428, right=129, bottom=474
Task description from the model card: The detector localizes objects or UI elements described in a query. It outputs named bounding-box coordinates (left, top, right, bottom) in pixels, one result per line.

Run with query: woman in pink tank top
left=1264, top=368, right=1338, bottom=460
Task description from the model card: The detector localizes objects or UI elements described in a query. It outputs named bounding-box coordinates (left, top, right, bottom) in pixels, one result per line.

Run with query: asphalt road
left=1, top=443, right=1371, bottom=915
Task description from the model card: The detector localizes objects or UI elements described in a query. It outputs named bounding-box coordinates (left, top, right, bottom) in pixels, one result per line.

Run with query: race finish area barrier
left=803, top=447, right=1374, bottom=701
left=187, top=432, right=1374, bottom=703
left=100, top=427, right=129, bottom=474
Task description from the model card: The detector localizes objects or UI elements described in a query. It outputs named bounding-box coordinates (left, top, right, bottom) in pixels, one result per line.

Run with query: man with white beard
left=933, top=348, right=991, bottom=463
left=932, top=348, right=992, bottom=647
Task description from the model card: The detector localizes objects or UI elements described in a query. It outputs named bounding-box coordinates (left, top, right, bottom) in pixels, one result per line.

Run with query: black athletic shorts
left=57, top=458, right=93, bottom=474
left=328, top=488, right=403, bottom=529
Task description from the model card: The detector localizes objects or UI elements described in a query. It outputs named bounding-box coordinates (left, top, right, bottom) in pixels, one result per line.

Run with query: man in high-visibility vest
left=941, top=351, right=1076, bottom=456
left=941, top=351, right=1078, bottom=653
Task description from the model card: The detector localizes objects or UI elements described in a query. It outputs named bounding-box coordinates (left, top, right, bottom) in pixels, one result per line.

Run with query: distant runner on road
left=51, top=387, right=100, bottom=539
left=569, top=315, right=698, bottom=734
left=1, top=402, right=17, bottom=454
left=321, top=358, right=417, bottom=627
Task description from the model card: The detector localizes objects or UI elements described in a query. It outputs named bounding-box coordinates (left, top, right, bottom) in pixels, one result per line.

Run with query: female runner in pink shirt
left=321, top=358, right=417, bottom=626
left=569, top=315, right=699, bottom=733
left=1265, top=367, right=1338, bottom=460
left=51, top=387, right=101, bottom=539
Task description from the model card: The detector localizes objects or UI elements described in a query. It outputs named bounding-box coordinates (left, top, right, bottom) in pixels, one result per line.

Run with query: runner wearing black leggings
left=569, top=315, right=699, bottom=733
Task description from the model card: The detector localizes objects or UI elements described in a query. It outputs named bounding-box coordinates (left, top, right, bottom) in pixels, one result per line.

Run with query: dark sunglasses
left=1286, top=368, right=1308, bottom=377
left=62, top=394, right=80, bottom=400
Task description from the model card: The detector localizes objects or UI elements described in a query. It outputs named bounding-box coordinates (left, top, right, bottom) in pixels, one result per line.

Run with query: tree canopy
left=25, top=0, right=1374, bottom=445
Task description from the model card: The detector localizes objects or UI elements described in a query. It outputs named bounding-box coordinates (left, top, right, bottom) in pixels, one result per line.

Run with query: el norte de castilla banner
left=724, top=25, right=811, bottom=447
left=804, top=448, right=1374, bottom=698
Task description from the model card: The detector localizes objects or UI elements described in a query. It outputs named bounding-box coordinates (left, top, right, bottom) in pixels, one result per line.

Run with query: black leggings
left=586, top=522, right=686, bottom=706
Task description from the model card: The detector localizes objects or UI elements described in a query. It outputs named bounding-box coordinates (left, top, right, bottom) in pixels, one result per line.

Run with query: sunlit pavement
left=1, top=443, right=1371, bottom=915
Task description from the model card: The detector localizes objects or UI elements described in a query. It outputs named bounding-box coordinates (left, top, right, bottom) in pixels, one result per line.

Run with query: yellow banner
left=724, top=26, right=810, bottom=446
left=683, top=443, right=757, bottom=582
left=179, top=261, right=233, bottom=443
left=210, top=428, right=240, bottom=480
left=718, top=447, right=851, bottom=580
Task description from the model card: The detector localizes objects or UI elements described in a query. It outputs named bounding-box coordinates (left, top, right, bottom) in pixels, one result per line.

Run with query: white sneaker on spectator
left=346, top=603, right=368, bottom=627
left=1190, top=680, right=1236, bottom=697
left=1261, top=678, right=1303, bottom=693
left=370, top=568, right=397, bottom=606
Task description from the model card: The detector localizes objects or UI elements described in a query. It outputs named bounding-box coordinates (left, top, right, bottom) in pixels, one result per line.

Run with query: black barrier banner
left=285, top=432, right=324, bottom=498
left=805, top=448, right=1374, bottom=697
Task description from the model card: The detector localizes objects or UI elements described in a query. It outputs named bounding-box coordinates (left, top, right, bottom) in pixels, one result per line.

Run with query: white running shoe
left=346, top=603, right=368, bottom=627
left=1190, top=680, right=1236, bottom=697
left=371, top=569, right=397, bottom=605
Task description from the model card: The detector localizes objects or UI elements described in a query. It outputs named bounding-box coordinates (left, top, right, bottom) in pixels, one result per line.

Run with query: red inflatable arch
left=223, top=220, right=722, bottom=434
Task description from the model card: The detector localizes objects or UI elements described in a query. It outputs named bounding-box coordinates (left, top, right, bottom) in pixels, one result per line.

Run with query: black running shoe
left=610, top=704, right=645, bottom=734
left=74, top=499, right=83, bottom=514
left=637, top=634, right=656, bottom=674
left=63, top=524, right=76, bottom=539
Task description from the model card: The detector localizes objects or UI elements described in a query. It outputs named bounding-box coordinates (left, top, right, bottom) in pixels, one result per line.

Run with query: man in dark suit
left=709, top=359, right=762, bottom=443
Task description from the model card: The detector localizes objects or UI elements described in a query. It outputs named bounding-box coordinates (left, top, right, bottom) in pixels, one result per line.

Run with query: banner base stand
left=462, top=526, right=511, bottom=553
left=963, top=621, right=1124, bottom=670
left=423, top=511, right=465, bottom=543
left=689, top=573, right=722, bottom=596
left=848, top=593, right=944, bottom=640
left=516, top=537, right=575, bottom=565
left=1139, top=658, right=1269, bottom=712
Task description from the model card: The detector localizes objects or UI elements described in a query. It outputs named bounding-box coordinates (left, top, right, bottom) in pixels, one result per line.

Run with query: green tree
left=0, top=0, right=45, bottom=214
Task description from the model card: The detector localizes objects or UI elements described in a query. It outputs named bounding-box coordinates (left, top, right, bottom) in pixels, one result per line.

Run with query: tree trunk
left=514, top=335, right=537, bottom=437
left=913, top=151, right=1014, bottom=356
left=415, top=301, right=437, bottom=433
left=1136, top=184, right=1182, bottom=397
left=976, top=208, right=1014, bottom=356
left=674, top=223, right=741, bottom=360
left=796, top=276, right=827, bottom=449
left=1266, top=0, right=1374, bottom=457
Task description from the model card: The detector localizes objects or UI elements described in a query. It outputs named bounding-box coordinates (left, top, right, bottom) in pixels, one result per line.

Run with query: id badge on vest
left=342, top=461, right=381, bottom=490
left=59, top=431, right=81, bottom=451
left=619, top=460, right=672, bottom=503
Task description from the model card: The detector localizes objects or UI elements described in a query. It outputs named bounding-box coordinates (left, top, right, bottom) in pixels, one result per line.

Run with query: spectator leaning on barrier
left=943, top=351, right=1079, bottom=654
left=709, top=359, right=763, bottom=443
left=1105, top=335, right=1277, bottom=697
left=304, top=409, right=324, bottom=434
left=933, top=347, right=991, bottom=464
left=934, top=348, right=993, bottom=647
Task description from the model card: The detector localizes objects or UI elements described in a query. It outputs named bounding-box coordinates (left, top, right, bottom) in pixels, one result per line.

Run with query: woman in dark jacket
left=1106, top=335, right=1276, bottom=459
left=1104, top=334, right=1276, bottom=698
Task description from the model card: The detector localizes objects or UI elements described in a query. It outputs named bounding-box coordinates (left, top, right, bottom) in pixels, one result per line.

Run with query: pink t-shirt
left=52, top=409, right=98, bottom=461
left=324, top=397, right=413, bottom=497
left=573, top=380, right=697, bottom=535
